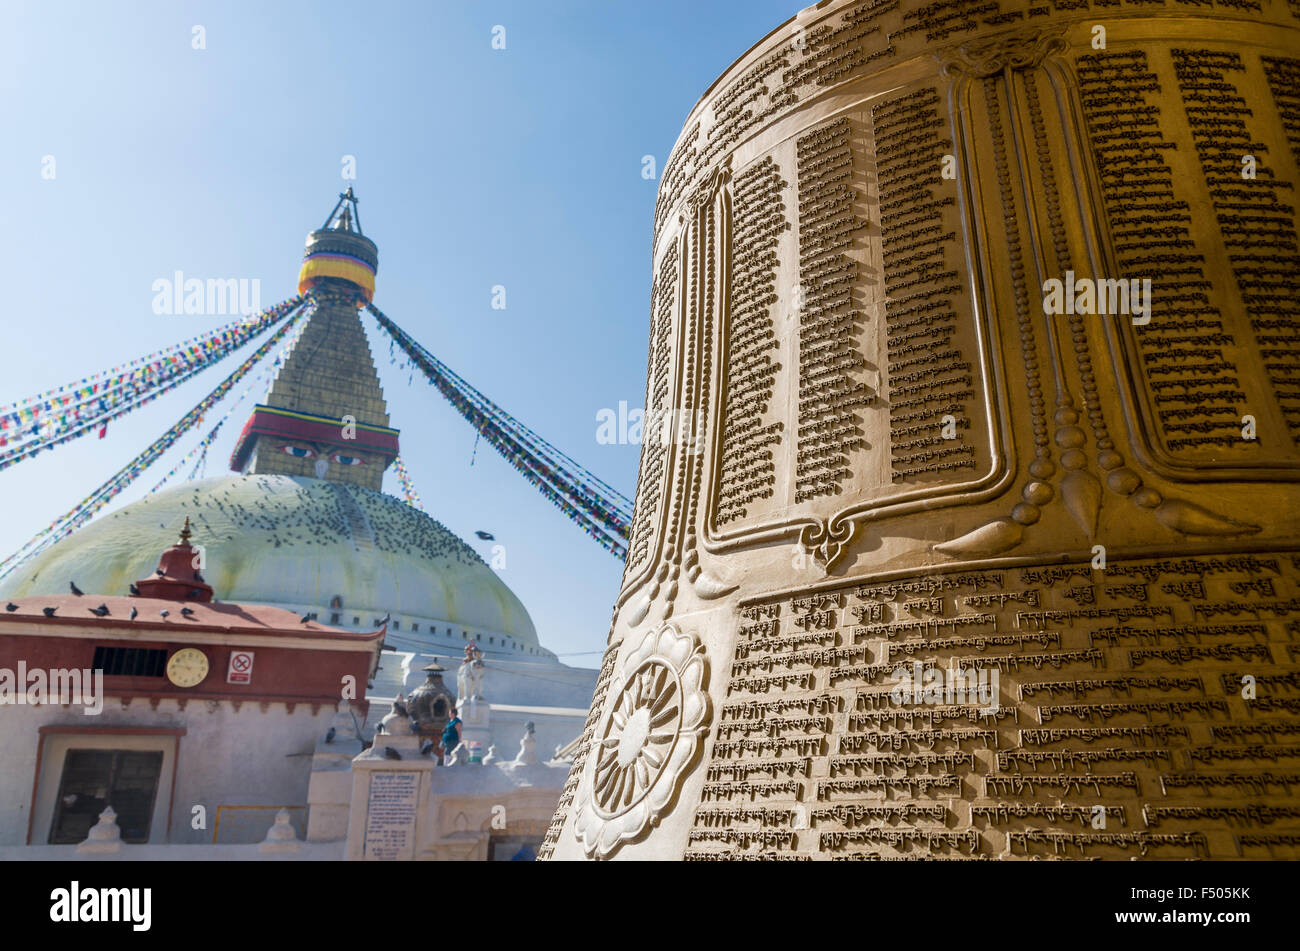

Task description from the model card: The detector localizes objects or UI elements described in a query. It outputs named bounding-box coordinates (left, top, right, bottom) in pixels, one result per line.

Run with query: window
left=330, top=613, right=341, bottom=625
left=412, top=623, right=419, bottom=633
left=49, top=749, right=162, bottom=844
left=487, top=834, right=542, bottom=861
left=92, top=646, right=167, bottom=678
left=353, top=616, right=360, bottom=625
left=393, top=621, right=400, bottom=631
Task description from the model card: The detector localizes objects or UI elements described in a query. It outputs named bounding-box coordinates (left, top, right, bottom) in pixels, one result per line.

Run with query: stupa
left=0, top=189, right=541, bottom=662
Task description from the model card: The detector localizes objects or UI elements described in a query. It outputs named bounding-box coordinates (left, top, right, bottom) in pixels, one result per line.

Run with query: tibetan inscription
left=687, top=552, right=1300, bottom=859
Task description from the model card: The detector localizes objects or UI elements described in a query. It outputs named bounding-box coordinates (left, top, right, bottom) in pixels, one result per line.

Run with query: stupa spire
left=229, top=190, right=398, bottom=491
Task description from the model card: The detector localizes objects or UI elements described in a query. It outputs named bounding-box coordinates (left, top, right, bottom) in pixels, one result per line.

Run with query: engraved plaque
left=362, top=770, right=419, bottom=861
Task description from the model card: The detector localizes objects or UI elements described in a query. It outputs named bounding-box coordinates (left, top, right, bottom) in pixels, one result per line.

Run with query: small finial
left=179, top=517, right=193, bottom=545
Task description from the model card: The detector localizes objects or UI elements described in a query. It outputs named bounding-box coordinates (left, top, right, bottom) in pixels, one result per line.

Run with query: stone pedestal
left=458, top=698, right=491, bottom=759
left=345, top=732, right=435, bottom=861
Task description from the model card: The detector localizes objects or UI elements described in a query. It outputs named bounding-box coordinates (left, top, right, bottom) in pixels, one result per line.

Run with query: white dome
left=0, top=474, right=539, bottom=649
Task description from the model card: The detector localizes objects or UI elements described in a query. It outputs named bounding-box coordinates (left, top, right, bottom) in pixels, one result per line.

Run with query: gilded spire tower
left=230, top=187, right=399, bottom=492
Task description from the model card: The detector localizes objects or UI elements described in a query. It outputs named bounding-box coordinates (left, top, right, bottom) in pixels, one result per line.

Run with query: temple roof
left=0, top=593, right=382, bottom=642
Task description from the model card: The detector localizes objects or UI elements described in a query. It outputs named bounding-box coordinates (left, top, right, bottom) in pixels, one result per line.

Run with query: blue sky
left=0, top=0, right=798, bottom=663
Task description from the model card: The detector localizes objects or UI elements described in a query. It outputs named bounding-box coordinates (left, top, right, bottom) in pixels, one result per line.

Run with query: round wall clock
left=165, top=648, right=209, bottom=688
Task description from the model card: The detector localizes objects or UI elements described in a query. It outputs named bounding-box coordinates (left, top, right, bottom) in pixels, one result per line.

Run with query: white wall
left=0, top=697, right=334, bottom=847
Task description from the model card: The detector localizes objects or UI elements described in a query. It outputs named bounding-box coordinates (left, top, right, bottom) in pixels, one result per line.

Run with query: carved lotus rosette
left=573, top=623, right=710, bottom=857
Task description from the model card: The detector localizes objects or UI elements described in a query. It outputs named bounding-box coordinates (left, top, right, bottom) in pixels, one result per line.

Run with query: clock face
left=166, top=648, right=209, bottom=688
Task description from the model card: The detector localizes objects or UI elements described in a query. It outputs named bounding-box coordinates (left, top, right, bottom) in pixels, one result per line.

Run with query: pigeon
left=475, top=531, right=495, bottom=540
left=180, top=607, right=195, bottom=617
left=42, top=607, right=56, bottom=618
left=129, top=583, right=141, bottom=596
left=69, top=581, right=83, bottom=596
left=193, top=572, right=204, bottom=582
left=420, top=739, right=435, bottom=756
left=393, top=698, right=409, bottom=718
left=383, top=746, right=402, bottom=760
left=300, top=613, right=312, bottom=624
left=156, top=569, right=165, bottom=578
left=129, top=607, right=138, bottom=620
left=89, top=604, right=110, bottom=617
left=160, top=609, right=170, bottom=619
left=4, top=603, right=17, bottom=612
left=188, top=589, right=204, bottom=599
left=325, top=727, right=336, bottom=743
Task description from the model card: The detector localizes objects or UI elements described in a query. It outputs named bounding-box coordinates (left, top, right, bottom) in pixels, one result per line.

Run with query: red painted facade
left=0, top=528, right=383, bottom=714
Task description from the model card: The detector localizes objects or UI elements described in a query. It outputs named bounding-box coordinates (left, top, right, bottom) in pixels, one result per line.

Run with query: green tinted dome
left=0, top=474, right=538, bottom=649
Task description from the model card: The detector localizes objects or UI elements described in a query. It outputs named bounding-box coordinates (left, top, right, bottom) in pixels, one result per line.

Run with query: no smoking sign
left=227, top=649, right=255, bottom=684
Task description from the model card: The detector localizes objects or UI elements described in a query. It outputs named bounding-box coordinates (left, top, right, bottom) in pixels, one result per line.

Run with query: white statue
left=456, top=645, right=485, bottom=702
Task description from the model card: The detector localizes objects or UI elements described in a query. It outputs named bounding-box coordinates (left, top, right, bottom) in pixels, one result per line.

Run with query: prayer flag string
left=0, top=300, right=312, bottom=580
left=367, top=304, right=629, bottom=560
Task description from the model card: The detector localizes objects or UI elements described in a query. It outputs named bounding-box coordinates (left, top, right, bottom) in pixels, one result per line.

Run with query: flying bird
left=475, top=531, right=495, bottom=541
left=129, top=584, right=141, bottom=596
left=42, top=607, right=56, bottom=617
left=69, top=581, right=84, bottom=596
left=129, top=607, right=139, bottom=620
left=89, top=604, right=110, bottom=617
left=383, top=746, right=402, bottom=760
left=180, top=607, right=195, bottom=617
left=4, top=603, right=17, bottom=612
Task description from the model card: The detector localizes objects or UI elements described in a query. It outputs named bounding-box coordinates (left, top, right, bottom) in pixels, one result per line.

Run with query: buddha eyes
left=277, top=446, right=363, bottom=465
